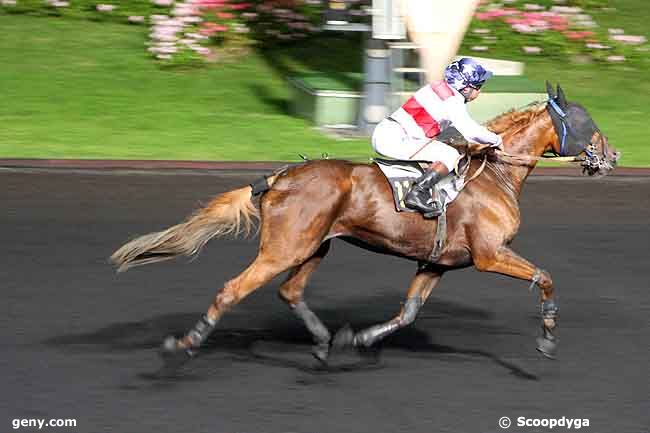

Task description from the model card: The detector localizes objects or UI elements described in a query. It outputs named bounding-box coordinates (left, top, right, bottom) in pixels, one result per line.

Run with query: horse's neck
left=494, top=112, right=551, bottom=197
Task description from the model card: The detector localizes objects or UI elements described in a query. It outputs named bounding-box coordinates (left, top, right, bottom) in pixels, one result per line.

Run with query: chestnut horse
left=111, top=84, right=618, bottom=364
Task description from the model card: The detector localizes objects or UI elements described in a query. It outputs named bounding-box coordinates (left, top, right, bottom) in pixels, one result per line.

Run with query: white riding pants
left=372, top=118, right=460, bottom=172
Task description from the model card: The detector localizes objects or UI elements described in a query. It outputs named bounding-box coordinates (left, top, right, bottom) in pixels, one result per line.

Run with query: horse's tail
left=110, top=175, right=280, bottom=273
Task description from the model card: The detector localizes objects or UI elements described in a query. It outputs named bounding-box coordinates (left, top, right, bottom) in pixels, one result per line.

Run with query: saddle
left=373, top=158, right=466, bottom=214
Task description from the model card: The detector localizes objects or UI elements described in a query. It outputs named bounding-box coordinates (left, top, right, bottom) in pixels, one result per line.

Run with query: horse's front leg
left=333, top=266, right=442, bottom=350
left=474, top=246, right=558, bottom=358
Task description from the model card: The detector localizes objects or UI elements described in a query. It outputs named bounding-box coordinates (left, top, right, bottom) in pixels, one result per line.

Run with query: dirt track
left=1, top=169, right=648, bottom=433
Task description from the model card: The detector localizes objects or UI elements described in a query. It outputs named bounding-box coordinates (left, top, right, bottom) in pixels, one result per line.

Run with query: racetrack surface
left=1, top=170, right=648, bottom=433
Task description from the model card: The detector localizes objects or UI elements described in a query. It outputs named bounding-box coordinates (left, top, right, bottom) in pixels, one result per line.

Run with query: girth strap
left=428, top=208, right=447, bottom=263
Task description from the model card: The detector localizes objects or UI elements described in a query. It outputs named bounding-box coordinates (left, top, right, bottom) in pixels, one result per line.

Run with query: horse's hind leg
left=162, top=253, right=294, bottom=358
left=334, top=266, right=442, bottom=350
left=163, top=189, right=337, bottom=361
left=279, top=240, right=332, bottom=362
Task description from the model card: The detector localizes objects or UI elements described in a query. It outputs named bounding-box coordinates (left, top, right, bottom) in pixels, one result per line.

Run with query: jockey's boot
left=404, top=163, right=449, bottom=217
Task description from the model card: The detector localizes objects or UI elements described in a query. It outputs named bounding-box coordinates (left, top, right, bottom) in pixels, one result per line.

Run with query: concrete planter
left=288, top=77, right=362, bottom=127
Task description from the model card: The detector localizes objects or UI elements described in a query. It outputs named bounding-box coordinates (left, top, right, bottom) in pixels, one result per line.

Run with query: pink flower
left=199, top=22, right=228, bottom=35
left=475, top=12, right=494, bottom=21
left=512, top=23, right=539, bottom=33
left=216, top=11, right=234, bottom=19
left=564, top=31, right=593, bottom=40
left=229, top=3, right=250, bottom=10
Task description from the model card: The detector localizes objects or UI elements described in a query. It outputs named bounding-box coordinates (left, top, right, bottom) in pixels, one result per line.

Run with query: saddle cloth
left=374, top=158, right=465, bottom=213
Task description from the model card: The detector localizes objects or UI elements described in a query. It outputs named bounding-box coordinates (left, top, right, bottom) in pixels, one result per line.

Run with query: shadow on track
left=43, top=296, right=538, bottom=381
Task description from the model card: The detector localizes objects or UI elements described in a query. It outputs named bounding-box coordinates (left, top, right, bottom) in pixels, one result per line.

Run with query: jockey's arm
left=446, top=101, right=503, bottom=148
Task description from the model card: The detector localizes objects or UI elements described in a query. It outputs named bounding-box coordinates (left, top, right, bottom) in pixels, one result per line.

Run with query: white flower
left=610, top=34, right=646, bottom=45
left=157, top=46, right=178, bottom=54
left=96, top=4, right=115, bottom=12
left=471, top=45, right=489, bottom=52
left=191, top=46, right=211, bottom=56
left=575, top=20, right=597, bottom=28
left=550, top=5, right=581, bottom=14
left=150, top=14, right=169, bottom=22
left=586, top=43, right=610, bottom=50
left=608, top=28, right=624, bottom=35
left=152, top=0, right=173, bottom=6
left=606, top=55, right=625, bottom=62
left=172, top=5, right=193, bottom=16
left=156, top=54, right=173, bottom=60
left=1, top=0, right=17, bottom=6
left=473, top=28, right=491, bottom=34
left=186, top=32, right=208, bottom=40
left=128, top=15, right=145, bottom=23
left=524, top=3, right=545, bottom=11
left=522, top=46, right=542, bottom=54
left=182, top=16, right=201, bottom=23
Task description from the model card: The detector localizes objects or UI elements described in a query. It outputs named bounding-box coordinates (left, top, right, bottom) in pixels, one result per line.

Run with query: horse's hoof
left=160, top=336, right=194, bottom=368
left=311, top=342, right=330, bottom=364
left=536, top=337, right=558, bottom=359
left=332, top=324, right=355, bottom=351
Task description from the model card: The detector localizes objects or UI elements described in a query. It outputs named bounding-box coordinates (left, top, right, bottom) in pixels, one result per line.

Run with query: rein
left=494, top=150, right=584, bottom=166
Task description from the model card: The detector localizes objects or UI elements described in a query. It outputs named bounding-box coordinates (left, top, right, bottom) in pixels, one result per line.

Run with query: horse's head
left=545, top=82, right=620, bottom=176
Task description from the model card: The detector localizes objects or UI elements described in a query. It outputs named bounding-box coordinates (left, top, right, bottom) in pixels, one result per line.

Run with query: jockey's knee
left=437, top=145, right=461, bottom=173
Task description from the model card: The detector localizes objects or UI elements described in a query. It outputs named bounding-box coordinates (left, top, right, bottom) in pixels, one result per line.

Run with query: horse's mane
left=486, top=102, right=547, bottom=135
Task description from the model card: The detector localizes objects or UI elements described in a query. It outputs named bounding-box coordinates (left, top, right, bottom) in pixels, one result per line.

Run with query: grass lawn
left=1, top=5, right=649, bottom=165
left=0, top=15, right=370, bottom=162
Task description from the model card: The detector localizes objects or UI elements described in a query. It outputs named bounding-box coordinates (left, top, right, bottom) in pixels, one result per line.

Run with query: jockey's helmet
left=444, top=58, right=493, bottom=91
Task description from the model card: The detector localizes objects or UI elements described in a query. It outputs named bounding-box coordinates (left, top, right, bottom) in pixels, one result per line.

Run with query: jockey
left=372, top=57, right=503, bottom=216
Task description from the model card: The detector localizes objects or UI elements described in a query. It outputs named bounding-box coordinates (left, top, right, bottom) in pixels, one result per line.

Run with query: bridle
left=491, top=100, right=615, bottom=175
left=546, top=98, right=615, bottom=175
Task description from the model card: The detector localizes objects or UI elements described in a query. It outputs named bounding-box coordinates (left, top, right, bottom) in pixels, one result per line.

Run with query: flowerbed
left=2, top=0, right=647, bottom=68
left=464, top=0, right=648, bottom=65
left=0, top=0, right=324, bottom=66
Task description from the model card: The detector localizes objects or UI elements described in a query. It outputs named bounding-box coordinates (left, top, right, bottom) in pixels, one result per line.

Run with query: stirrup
left=404, top=183, right=443, bottom=217
left=423, top=206, right=443, bottom=219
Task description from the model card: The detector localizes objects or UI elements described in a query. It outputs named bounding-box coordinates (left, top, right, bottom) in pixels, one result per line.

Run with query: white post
left=401, top=0, right=481, bottom=81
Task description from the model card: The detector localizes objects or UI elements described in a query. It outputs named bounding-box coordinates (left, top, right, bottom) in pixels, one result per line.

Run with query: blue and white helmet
left=444, top=58, right=493, bottom=91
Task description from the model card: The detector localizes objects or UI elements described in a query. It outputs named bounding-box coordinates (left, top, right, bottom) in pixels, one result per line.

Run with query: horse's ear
left=556, top=84, right=568, bottom=108
left=546, top=81, right=556, bottom=99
